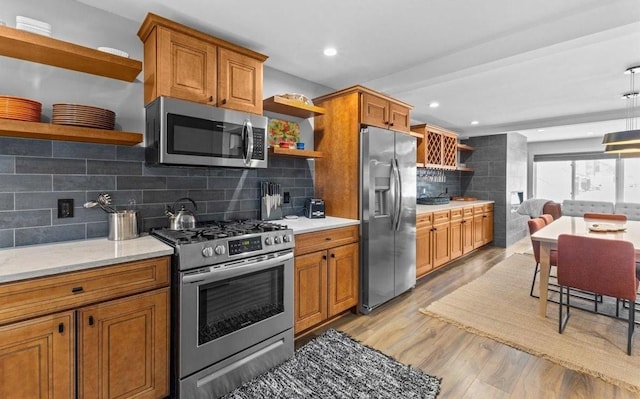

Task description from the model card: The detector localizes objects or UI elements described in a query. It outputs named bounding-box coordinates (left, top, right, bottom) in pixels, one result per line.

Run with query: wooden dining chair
left=557, top=234, right=639, bottom=355
left=527, top=217, right=557, bottom=297
left=540, top=214, right=554, bottom=224
left=583, top=212, right=627, bottom=221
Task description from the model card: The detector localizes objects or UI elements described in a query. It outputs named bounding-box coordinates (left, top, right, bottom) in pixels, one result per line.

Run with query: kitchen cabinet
left=473, top=203, right=494, bottom=248
left=293, top=226, right=359, bottom=335
left=312, top=85, right=413, bottom=219
left=451, top=207, right=475, bottom=258
left=416, top=213, right=433, bottom=277
left=138, top=13, right=267, bottom=114
left=411, top=123, right=458, bottom=169
left=361, top=91, right=412, bottom=133
left=0, top=26, right=143, bottom=146
left=0, top=256, right=171, bottom=399
left=416, top=210, right=451, bottom=279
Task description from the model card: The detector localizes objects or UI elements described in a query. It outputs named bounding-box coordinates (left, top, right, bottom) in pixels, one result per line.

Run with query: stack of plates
left=16, top=16, right=51, bottom=37
left=0, top=95, right=42, bottom=122
left=97, top=47, right=129, bottom=58
left=52, top=103, right=115, bottom=130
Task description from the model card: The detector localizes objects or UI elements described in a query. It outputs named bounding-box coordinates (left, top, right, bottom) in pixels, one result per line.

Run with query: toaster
left=305, top=198, right=325, bottom=219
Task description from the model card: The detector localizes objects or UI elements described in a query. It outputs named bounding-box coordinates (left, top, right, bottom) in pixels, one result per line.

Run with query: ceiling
left=76, top=0, right=640, bottom=142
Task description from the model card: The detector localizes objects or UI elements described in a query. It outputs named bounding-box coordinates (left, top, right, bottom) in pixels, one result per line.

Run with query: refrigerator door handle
left=392, top=158, right=402, bottom=231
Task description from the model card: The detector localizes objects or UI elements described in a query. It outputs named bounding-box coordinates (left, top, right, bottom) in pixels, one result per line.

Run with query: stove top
left=151, top=220, right=295, bottom=270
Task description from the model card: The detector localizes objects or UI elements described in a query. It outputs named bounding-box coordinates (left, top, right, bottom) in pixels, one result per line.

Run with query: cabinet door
left=432, top=222, right=451, bottom=268
left=462, top=217, right=475, bottom=254
left=473, top=213, right=485, bottom=249
left=388, top=103, right=411, bottom=133
left=425, top=130, right=443, bottom=167
left=294, top=251, right=327, bottom=334
left=0, top=312, right=74, bottom=399
left=483, top=211, right=494, bottom=244
left=217, top=47, right=263, bottom=114
left=361, top=92, right=388, bottom=129
left=156, top=27, right=217, bottom=105
left=78, top=288, right=169, bottom=399
left=450, top=218, right=463, bottom=259
left=416, top=215, right=433, bottom=278
left=327, top=243, right=359, bottom=317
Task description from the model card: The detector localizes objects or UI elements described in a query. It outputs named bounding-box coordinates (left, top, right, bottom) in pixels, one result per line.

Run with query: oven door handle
left=182, top=251, right=293, bottom=285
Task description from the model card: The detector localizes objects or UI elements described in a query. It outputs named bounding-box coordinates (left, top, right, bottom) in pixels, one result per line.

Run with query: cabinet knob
left=88, top=316, right=94, bottom=326
left=58, top=323, right=64, bottom=333
left=208, top=96, right=214, bottom=102
left=389, top=122, right=394, bottom=127
left=221, top=98, right=227, bottom=105
left=331, top=253, right=336, bottom=258
left=71, top=286, right=84, bottom=294
left=322, top=255, right=327, bottom=260
left=325, top=237, right=331, bottom=241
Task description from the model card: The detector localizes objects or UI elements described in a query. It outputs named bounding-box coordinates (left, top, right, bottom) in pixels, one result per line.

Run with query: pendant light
left=603, top=65, right=640, bottom=153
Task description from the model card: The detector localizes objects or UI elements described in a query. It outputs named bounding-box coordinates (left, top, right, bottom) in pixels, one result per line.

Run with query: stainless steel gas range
left=151, top=220, right=295, bottom=399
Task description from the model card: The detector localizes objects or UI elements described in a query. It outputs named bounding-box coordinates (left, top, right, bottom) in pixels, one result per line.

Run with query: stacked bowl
left=52, top=103, right=115, bottom=130
left=0, top=95, right=42, bottom=122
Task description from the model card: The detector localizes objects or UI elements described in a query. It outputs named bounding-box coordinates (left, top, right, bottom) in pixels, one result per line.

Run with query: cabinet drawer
left=474, top=203, right=493, bottom=214
left=463, top=207, right=474, bottom=218
left=417, top=213, right=432, bottom=228
left=0, top=256, right=170, bottom=326
left=433, top=210, right=450, bottom=224
left=483, top=203, right=494, bottom=212
left=450, top=208, right=463, bottom=220
left=295, top=226, right=359, bottom=256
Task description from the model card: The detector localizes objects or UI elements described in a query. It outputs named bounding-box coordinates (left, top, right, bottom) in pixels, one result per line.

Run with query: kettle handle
left=173, top=197, right=197, bottom=211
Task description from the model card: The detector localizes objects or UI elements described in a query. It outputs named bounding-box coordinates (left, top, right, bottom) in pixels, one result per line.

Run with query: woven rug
left=420, top=253, right=640, bottom=393
left=221, top=329, right=441, bottom=398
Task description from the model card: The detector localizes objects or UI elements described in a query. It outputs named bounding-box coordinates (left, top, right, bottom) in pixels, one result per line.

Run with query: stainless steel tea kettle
left=166, top=197, right=197, bottom=230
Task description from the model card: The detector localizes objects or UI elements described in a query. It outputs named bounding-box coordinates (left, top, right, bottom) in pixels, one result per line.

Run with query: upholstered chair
left=527, top=217, right=557, bottom=298
left=540, top=214, right=554, bottom=224
left=583, top=212, right=627, bottom=221
left=557, top=234, right=639, bottom=355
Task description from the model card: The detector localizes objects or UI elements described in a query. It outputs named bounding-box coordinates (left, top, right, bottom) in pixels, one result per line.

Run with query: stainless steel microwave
left=145, top=96, right=268, bottom=168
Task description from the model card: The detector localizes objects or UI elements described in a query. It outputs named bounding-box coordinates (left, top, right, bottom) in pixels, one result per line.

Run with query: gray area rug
left=222, top=329, right=441, bottom=398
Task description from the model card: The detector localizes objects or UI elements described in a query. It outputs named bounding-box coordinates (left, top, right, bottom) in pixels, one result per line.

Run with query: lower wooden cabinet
left=0, top=256, right=171, bottom=399
left=417, top=204, right=493, bottom=279
left=0, top=312, right=74, bottom=399
left=294, top=226, right=359, bottom=335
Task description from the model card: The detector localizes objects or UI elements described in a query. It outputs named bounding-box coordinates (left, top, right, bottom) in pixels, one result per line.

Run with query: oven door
left=179, top=250, right=293, bottom=378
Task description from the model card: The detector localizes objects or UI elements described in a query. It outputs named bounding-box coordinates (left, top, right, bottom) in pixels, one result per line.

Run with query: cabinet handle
left=58, top=323, right=64, bottom=333
left=71, top=286, right=84, bottom=294
left=325, top=237, right=331, bottom=241
left=389, top=122, right=394, bottom=127
left=208, top=96, right=214, bottom=102
left=88, top=316, right=94, bottom=326
left=322, top=255, right=327, bottom=260
left=331, top=253, right=336, bottom=258
left=221, top=98, right=227, bottom=105
left=483, top=215, right=488, bottom=218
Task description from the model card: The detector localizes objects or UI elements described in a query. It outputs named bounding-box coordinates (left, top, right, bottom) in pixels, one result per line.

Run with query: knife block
left=261, top=195, right=283, bottom=221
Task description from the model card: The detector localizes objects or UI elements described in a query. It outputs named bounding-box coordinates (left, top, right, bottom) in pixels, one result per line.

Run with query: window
left=622, top=158, right=640, bottom=203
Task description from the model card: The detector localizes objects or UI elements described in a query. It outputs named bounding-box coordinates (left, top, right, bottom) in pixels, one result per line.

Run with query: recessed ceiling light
left=429, top=102, right=439, bottom=108
left=537, top=129, right=545, bottom=132
left=323, top=47, right=337, bottom=56
left=470, top=120, right=479, bottom=125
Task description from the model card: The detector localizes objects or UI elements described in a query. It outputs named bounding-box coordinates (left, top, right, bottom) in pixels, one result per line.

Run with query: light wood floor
left=297, top=239, right=640, bottom=399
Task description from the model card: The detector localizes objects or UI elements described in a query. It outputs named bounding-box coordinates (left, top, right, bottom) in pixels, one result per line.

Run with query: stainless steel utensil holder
left=108, top=211, right=139, bottom=240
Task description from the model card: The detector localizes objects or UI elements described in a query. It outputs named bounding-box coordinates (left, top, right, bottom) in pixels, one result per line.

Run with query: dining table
left=530, top=215, right=640, bottom=317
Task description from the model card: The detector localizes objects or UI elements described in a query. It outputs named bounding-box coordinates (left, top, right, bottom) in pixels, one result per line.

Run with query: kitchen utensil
left=166, top=197, right=197, bottom=230
left=97, top=192, right=116, bottom=213
left=260, top=181, right=283, bottom=221
left=108, top=210, right=139, bottom=240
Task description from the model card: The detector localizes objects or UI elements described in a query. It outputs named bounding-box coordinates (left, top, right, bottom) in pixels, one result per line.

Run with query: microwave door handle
left=243, top=120, right=254, bottom=166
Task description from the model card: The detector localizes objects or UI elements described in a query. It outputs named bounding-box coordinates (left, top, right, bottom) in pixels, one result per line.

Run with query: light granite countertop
left=0, top=235, right=174, bottom=283
left=417, top=200, right=494, bottom=214
left=273, top=216, right=360, bottom=235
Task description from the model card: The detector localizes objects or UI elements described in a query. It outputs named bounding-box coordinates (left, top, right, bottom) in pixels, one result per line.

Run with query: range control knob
left=202, top=247, right=214, bottom=257
left=274, top=236, right=283, bottom=244
left=214, top=245, right=226, bottom=255
left=283, top=234, right=292, bottom=243
left=265, top=237, right=273, bottom=246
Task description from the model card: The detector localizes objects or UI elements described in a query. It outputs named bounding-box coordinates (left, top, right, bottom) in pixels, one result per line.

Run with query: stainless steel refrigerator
left=360, top=126, right=417, bottom=314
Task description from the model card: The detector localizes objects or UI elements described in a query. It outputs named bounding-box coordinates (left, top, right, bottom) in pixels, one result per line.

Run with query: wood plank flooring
left=296, top=240, right=640, bottom=398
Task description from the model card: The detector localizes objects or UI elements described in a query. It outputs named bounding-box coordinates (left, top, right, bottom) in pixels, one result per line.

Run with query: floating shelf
left=269, top=147, right=323, bottom=159
left=0, top=25, right=142, bottom=82
left=0, top=119, right=142, bottom=146
left=263, top=96, right=326, bottom=118
left=457, top=166, right=475, bottom=172
left=457, top=143, right=474, bottom=151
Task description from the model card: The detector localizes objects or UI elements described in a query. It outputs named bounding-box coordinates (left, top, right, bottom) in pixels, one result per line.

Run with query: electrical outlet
left=58, top=199, right=74, bottom=218
left=283, top=192, right=290, bottom=204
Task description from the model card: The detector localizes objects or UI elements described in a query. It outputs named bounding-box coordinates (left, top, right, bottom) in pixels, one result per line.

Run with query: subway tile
left=208, top=177, right=247, bottom=190
left=15, top=191, right=85, bottom=210
left=207, top=200, right=237, bottom=214
left=225, top=188, right=259, bottom=201
left=87, top=222, right=109, bottom=238
left=87, top=190, right=143, bottom=208
left=53, top=175, right=115, bottom=191
left=0, top=230, right=14, bottom=248
left=52, top=141, right=116, bottom=160
left=0, top=175, right=52, bottom=192
left=0, top=137, right=51, bottom=156
left=87, top=160, right=142, bottom=175
left=0, top=156, right=14, bottom=173
left=116, top=176, right=166, bottom=190
left=0, top=193, right=13, bottom=211
left=116, top=145, right=145, bottom=161
left=15, top=224, right=86, bottom=246
left=53, top=207, right=108, bottom=225
left=16, top=157, right=86, bottom=174
left=186, top=189, right=225, bottom=202
left=166, top=176, right=207, bottom=189
left=143, top=164, right=192, bottom=176
left=143, top=189, right=189, bottom=204
left=0, top=210, right=50, bottom=228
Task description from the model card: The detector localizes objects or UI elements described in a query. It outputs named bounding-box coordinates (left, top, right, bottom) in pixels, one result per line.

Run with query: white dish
left=97, top=47, right=129, bottom=58
left=16, top=24, right=51, bottom=36
left=16, top=16, right=51, bottom=30
left=588, top=223, right=626, bottom=232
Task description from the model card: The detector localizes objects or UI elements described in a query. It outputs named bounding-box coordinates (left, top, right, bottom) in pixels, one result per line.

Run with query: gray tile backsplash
left=0, top=136, right=315, bottom=248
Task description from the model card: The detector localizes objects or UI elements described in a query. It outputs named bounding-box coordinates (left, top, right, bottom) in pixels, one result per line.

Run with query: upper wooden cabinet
left=138, top=13, right=267, bottom=114
left=411, top=123, right=458, bottom=169
left=360, top=90, right=412, bottom=133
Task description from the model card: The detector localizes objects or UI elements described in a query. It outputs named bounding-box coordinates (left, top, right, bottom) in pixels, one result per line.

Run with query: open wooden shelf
left=263, top=96, right=326, bottom=118
left=0, top=119, right=143, bottom=146
left=0, top=25, right=142, bottom=82
left=457, top=166, right=475, bottom=172
left=269, top=147, right=323, bottom=159
left=457, top=143, right=474, bottom=151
